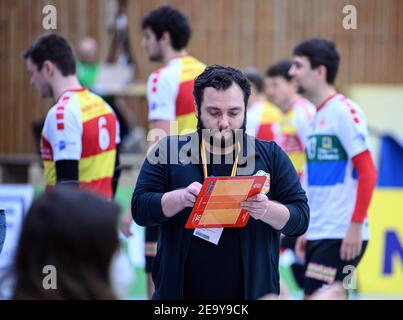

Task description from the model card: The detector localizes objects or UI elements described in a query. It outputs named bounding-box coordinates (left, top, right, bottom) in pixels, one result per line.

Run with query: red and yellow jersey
left=246, top=99, right=282, bottom=142
left=40, top=88, right=120, bottom=198
left=146, top=55, right=206, bottom=135
left=274, top=98, right=315, bottom=176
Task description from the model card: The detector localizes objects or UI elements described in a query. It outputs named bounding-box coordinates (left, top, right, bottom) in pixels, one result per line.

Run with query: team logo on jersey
left=353, top=133, right=366, bottom=144
left=322, top=136, right=333, bottom=149
left=307, top=135, right=347, bottom=161
left=58, top=140, right=76, bottom=152
left=59, top=140, right=66, bottom=151
left=151, top=102, right=158, bottom=111
left=254, top=170, right=270, bottom=194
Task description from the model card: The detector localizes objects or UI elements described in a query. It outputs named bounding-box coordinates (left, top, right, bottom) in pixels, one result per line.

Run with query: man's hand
left=179, top=182, right=203, bottom=207
left=241, top=193, right=270, bottom=220
left=162, top=182, right=202, bottom=218
left=241, top=194, right=290, bottom=230
left=340, top=222, right=363, bottom=261
left=295, top=235, right=307, bottom=260
left=120, top=208, right=133, bottom=238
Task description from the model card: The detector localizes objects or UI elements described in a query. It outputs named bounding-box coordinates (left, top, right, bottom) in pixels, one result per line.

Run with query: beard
left=297, top=85, right=306, bottom=95
left=213, top=128, right=236, bottom=149
left=148, top=48, right=163, bottom=62
left=149, top=54, right=163, bottom=62
left=197, top=113, right=246, bottom=150
left=40, top=84, right=54, bottom=99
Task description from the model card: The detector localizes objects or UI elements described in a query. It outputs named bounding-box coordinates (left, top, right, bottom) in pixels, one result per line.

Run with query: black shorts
left=303, top=239, right=368, bottom=295
left=145, top=225, right=159, bottom=273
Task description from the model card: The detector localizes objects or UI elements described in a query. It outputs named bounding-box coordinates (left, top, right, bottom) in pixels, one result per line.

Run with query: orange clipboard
left=185, top=175, right=267, bottom=229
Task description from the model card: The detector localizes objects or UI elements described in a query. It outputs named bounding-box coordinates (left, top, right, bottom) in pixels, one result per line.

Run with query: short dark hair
left=293, top=38, right=340, bottom=84
left=11, top=186, right=120, bottom=299
left=243, top=68, right=264, bottom=93
left=266, top=60, right=293, bottom=82
left=193, top=65, right=251, bottom=113
left=23, top=33, right=76, bottom=76
left=141, top=5, right=191, bottom=51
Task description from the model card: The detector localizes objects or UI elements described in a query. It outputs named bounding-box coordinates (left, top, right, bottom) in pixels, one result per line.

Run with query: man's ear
left=317, top=65, right=327, bottom=82
left=161, top=31, right=171, bottom=46
left=194, top=103, right=199, bottom=118
left=42, top=60, right=54, bottom=77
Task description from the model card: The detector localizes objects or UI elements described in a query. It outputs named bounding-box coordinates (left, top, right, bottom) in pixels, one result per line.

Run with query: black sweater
left=132, top=132, right=309, bottom=299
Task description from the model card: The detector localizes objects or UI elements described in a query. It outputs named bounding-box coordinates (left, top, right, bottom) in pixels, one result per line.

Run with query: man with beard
left=289, top=39, right=377, bottom=299
left=131, top=65, right=309, bottom=300
left=23, top=33, right=120, bottom=199
left=120, top=5, right=205, bottom=299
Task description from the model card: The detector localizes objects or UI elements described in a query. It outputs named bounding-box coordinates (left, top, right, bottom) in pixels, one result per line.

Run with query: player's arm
left=337, top=106, right=377, bottom=260
left=351, top=150, right=377, bottom=224
left=112, top=115, right=122, bottom=198
left=112, top=146, right=121, bottom=197
left=46, top=104, right=82, bottom=187
left=55, top=160, right=79, bottom=186
left=340, top=150, right=377, bottom=261
left=146, top=70, right=176, bottom=150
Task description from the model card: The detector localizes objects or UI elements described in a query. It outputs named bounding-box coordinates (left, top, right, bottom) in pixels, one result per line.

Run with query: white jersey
left=146, top=54, right=205, bottom=135
left=292, top=98, right=316, bottom=149
left=305, top=93, right=370, bottom=240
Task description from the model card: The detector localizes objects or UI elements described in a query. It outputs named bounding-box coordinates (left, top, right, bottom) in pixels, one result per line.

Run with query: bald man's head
left=78, top=37, right=98, bottom=63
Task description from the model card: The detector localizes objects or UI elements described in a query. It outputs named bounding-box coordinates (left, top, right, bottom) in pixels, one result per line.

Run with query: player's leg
left=303, top=239, right=341, bottom=299
left=303, top=239, right=368, bottom=300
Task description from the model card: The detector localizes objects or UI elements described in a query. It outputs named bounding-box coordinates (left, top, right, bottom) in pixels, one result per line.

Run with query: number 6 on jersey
left=98, top=116, right=110, bottom=151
